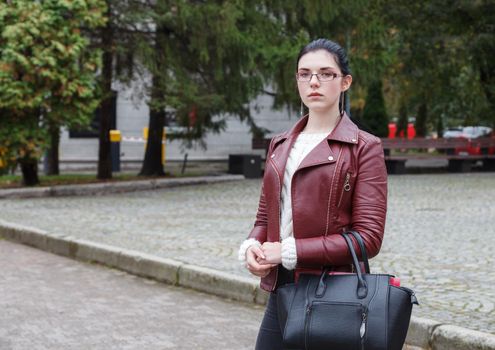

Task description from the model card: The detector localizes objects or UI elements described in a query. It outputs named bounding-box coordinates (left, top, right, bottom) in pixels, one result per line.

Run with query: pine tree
left=362, top=80, right=389, bottom=138
left=136, top=0, right=275, bottom=176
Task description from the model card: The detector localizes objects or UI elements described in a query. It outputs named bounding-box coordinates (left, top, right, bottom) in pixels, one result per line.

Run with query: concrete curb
left=0, top=220, right=493, bottom=349
left=0, top=174, right=245, bottom=199
left=0, top=219, right=267, bottom=306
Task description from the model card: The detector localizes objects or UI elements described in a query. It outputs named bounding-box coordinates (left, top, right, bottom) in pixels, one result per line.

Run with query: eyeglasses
left=295, top=72, right=344, bottom=82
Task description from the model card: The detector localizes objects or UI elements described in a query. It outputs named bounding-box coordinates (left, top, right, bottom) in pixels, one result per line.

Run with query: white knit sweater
left=239, top=132, right=328, bottom=270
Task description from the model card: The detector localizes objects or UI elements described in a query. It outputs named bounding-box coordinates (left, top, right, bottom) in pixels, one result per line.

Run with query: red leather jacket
left=248, top=113, right=388, bottom=292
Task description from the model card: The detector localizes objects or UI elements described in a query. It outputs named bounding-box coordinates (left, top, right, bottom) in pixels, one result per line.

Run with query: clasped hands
left=245, top=242, right=281, bottom=278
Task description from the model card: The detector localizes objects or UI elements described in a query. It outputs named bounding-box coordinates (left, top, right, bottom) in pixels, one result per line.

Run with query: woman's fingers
left=246, top=255, right=275, bottom=277
left=249, top=245, right=266, bottom=260
left=259, top=241, right=282, bottom=264
left=248, top=264, right=273, bottom=277
left=245, top=244, right=278, bottom=277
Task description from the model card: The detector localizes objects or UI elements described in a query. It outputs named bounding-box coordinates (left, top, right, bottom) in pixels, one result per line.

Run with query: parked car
left=443, top=126, right=494, bottom=155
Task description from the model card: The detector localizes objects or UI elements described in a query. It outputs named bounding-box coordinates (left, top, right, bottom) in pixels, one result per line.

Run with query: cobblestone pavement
left=0, top=173, right=494, bottom=334
left=0, top=240, right=263, bottom=349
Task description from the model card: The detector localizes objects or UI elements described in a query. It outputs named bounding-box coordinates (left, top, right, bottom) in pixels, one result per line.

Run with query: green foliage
left=133, top=0, right=282, bottom=146
left=0, top=0, right=106, bottom=172
left=260, top=0, right=394, bottom=114
left=385, top=0, right=494, bottom=133
left=362, top=79, right=388, bottom=137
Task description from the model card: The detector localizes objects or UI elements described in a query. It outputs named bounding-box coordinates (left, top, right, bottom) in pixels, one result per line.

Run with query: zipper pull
left=360, top=312, right=367, bottom=338
left=344, top=173, right=351, bottom=191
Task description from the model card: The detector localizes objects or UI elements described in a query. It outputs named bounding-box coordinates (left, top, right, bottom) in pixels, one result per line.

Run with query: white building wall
left=59, top=80, right=298, bottom=164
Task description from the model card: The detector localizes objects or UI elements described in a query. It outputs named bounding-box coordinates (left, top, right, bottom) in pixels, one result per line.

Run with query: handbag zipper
left=304, top=303, right=366, bottom=349
left=304, top=305, right=311, bottom=350
left=360, top=308, right=367, bottom=350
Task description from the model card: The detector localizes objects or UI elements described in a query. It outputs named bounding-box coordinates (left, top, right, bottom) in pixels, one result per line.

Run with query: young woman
left=238, top=38, right=388, bottom=349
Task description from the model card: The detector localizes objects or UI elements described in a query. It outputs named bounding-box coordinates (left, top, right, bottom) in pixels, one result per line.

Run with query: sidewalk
left=0, top=240, right=263, bottom=350
left=1, top=173, right=494, bottom=349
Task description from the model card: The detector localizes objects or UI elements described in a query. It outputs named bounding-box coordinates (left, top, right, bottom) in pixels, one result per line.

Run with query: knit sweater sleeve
left=238, top=238, right=261, bottom=263
left=281, top=237, right=297, bottom=270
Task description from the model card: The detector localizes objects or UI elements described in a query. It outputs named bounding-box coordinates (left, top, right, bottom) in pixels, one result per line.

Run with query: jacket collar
left=272, top=112, right=359, bottom=147
left=269, top=112, right=360, bottom=180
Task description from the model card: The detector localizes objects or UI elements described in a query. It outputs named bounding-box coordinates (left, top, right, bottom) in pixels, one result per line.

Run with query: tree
left=135, top=0, right=275, bottom=176
left=361, top=79, right=389, bottom=137
left=260, top=1, right=395, bottom=116
left=385, top=1, right=494, bottom=134
left=0, top=0, right=106, bottom=185
left=94, top=0, right=146, bottom=179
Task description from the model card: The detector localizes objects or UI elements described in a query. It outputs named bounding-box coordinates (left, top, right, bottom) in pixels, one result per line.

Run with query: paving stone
left=0, top=173, right=494, bottom=334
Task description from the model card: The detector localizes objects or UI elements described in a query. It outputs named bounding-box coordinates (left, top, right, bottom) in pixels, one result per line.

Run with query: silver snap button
left=328, top=156, right=334, bottom=161
left=351, top=138, right=357, bottom=143
left=270, top=154, right=275, bottom=158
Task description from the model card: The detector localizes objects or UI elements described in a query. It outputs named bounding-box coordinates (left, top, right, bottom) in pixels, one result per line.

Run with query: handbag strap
left=342, top=233, right=368, bottom=299
left=316, top=233, right=368, bottom=299
left=346, top=230, right=370, bottom=273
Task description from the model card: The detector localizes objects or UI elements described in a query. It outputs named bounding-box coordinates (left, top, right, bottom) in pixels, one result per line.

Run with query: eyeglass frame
left=295, top=72, right=345, bottom=82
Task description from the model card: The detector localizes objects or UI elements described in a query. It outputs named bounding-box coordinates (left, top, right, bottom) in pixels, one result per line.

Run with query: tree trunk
left=97, top=4, right=113, bottom=180
left=139, top=100, right=166, bottom=176
left=397, top=103, right=408, bottom=138
left=21, top=161, right=39, bottom=186
left=45, top=124, right=60, bottom=175
left=415, top=102, right=428, bottom=138
left=139, top=23, right=168, bottom=177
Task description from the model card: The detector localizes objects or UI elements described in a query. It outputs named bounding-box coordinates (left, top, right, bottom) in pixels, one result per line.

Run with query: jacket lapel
left=298, top=113, right=358, bottom=170
left=297, top=139, right=337, bottom=170
left=269, top=113, right=360, bottom=180
left=269, top=115, right=308, bottom=185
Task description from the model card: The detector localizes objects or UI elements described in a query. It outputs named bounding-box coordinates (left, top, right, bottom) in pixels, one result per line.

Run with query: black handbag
left=277, top=231, right=418, bottom=350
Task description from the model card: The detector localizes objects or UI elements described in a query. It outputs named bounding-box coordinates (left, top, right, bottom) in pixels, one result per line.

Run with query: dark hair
left=296, top=38, right=351, bottom=75
left=297, top=38, right=351, bottom=116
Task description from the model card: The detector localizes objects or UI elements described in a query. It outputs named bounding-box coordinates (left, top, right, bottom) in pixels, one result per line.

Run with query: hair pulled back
left=296, top=38, right=351, bottom=75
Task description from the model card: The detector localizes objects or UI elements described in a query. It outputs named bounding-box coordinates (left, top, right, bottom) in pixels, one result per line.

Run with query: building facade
left=58, top=81, right=297, bottom=169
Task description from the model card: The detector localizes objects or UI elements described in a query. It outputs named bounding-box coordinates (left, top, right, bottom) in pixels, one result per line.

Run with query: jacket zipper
left=337, top=172, right=351, bottom=208
left=325, top=144, right=344, bottom=235
left=269, top=157, right=282, bottom=291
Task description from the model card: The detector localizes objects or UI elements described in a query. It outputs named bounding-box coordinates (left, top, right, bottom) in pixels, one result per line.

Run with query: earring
left=300, top=101, right=305, bottom=117
left=340, top=92, right=345, bottom=116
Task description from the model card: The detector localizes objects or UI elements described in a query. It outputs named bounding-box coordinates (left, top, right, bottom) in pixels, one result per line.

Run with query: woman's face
left=297, top=49, right=352, bottom=114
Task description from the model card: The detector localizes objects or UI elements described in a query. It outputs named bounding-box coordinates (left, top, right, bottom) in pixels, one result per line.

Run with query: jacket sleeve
left=247, top=181, right=268, bottom=243
left=247, top=138, right=276, bottom=243
left=295, top=137, right=388, bottom=266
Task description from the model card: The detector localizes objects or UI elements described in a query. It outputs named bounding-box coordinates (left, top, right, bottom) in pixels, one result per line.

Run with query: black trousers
left=255, top=266, right=295, bottom=350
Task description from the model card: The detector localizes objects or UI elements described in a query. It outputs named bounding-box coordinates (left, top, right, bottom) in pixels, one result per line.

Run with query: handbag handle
left=316, top=233, right=368, bottom=299
left=346, top=230, right=370, bottom=274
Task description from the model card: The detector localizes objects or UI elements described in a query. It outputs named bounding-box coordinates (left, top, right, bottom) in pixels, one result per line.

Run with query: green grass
left=0, top=161, right=229, bottom=189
